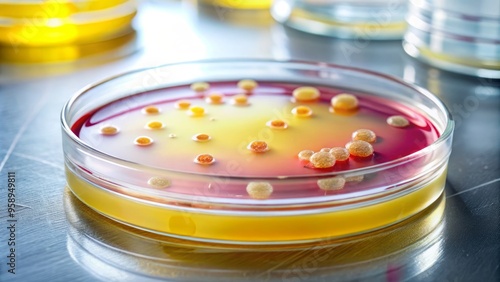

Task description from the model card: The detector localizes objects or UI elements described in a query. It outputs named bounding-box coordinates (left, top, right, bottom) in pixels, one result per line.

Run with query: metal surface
left=0, top=1, right=498, bottom=281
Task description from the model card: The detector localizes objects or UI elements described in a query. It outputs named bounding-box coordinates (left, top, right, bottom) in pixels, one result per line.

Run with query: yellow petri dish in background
left=0, top=0, right=136, bottom=47
left=200, top=0, right=271, bottom=10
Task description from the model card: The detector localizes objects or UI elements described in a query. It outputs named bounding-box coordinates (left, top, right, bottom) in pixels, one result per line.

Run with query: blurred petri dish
left=61, top=59, right=453, bottom=244
left=271, top=0, right=408, bottom=40
left=0, top=31, right=137, bottom=64
left=199, top=0, right=272, bottom=10
left=0, top=0, right=137, bottom=47
left=0, top=0, right=130, bottom=18
left=65, top=188, right=446, bottom=281
left=403, top=0, right=500, bottom=78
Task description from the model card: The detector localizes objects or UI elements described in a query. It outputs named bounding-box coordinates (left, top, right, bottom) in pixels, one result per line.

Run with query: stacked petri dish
left=403, top=0, right=500, bottom=78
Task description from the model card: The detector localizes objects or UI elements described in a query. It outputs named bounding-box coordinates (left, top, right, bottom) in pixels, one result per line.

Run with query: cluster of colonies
left=93, top=80, right=414, bottom=200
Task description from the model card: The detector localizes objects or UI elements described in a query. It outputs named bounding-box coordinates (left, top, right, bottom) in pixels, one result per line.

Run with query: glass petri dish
left=61, top=59, right=454, bottom=245
left=199, top=0, right=272, bottom=10
left=0, top=0, right=136, bottom=47
left=403, top=0, right=500, bottom=78
left=271, top=0, right=408, bottom=40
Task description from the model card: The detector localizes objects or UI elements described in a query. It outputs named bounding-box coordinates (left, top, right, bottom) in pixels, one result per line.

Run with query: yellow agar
left=202, top=0, right=271, bottom=10
left=66, top=166, right=447, bottom=242
left=418, top=46, right=500, bottom=70
left=0, top=0, right=129, bottom=18
left=0, top=1, right=136, bottom=47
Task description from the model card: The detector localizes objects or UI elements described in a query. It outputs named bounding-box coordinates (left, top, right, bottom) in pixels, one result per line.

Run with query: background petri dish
left=61, top=59, right=454, bottom=244
left=403, top=0, right=500, bottom=78
left=271, top=0, right=408, bottom=40
left=199, top=0, right=272, bottom=10
left=0, top=0, right=137, bottom=47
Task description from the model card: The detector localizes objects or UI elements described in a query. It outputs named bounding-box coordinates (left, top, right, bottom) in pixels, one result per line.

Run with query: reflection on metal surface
left=0, top=31, right=138, bottom=64
left=64, top=188, right=445, bottom=281
left=0, top=31, right=138, bottom=82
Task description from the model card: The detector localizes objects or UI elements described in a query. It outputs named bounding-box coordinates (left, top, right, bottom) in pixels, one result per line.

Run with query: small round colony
left=331, top=93, right=358, bottom=111
left=142, top=105, right=160, bottom=115
left=146, top=121, right=164, bottom=130
left=246, top=182, right=273, bottom=200
left=231, top=94, right=249, bottom=106
left=100, top=125, right=119, bottom=135
left=191, top=82, right=210, bottom=92
left=188, top=106, right=205, bottom=117
left=329, top=147, right=350, bottom=161
left=134, top=136, right=153, bottom=146
left=317, top=176, right=346, bottom=190
left=298, top=150, right=314, bottom=161
left=237, top=79, right=258, bottom=92
left=192, top=133, right=211, bottom=142
left=345, top=140, right=373, bottom=157
left=344, top=174, right=364, bottom=183
left=320, top=148, right=331, bottom=153
left=387, top=115, right=410, bottom=127
left=266, top=119, right=288, bottom=129
left=194, top=154, right=215, bottom=165
left=352, top=129, right=377, bottom=143
left=248, top=140, right=269, bottom=153
left=292, top=86, right=320, bottom=102
left=147, top=176, right=171, bottom=189
left=175, top=100, right=191, bottom=109
left=205, top=93, right=224, bottom=104
left=291, top=106, right=313, bottom=117
left=310, top=151, right=336, bottom=168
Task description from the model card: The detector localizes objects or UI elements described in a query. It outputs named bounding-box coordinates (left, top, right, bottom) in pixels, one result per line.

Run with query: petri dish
left=0, top=0, right=137, bottom=47
left=61, top=59, right=454, bottom=245
left=199, top=0, right=272, bottom=10
left=403, top=0, right=500, bottom=78
left=271, top=0, right=408, bottom=40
